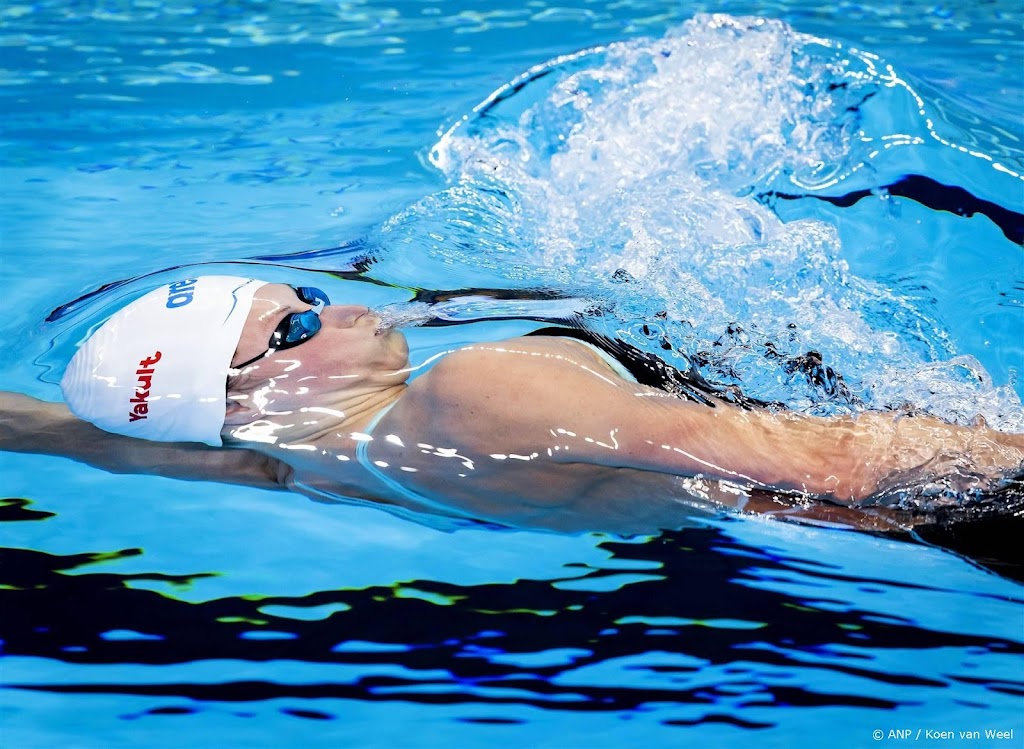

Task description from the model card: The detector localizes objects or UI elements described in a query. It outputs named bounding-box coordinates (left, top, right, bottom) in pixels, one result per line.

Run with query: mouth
left=369, top=311, right=392, bottom=336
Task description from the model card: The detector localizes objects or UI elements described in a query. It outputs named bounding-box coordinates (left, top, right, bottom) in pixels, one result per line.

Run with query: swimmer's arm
left=428, top=344, right=882, bottom=501
left=0, top=392, right=287, bottom=491
left=493, top=348, right=1021, bottom=501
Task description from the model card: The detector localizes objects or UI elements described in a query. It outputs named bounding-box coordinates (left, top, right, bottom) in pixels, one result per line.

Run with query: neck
left=225, top=383, right=407, bottom=452
left=329, top=385, right=407, bottom=436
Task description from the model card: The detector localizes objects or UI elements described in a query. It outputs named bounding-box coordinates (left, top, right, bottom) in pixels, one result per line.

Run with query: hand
left=860, top=413, right=1024, bottom=503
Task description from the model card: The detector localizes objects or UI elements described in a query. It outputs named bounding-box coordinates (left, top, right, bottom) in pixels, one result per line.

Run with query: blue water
left=2, top=2, right=1023, bottom=748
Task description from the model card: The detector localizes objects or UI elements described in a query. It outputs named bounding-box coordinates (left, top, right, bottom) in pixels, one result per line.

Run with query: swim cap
left=60, top=276, right=267, bottom=446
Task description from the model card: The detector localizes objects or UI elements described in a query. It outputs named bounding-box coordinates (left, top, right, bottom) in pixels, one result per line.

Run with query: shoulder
left=409, top=339, right=548, bottom=414
left=398, top=336, right=728, bottom=471
left=426, top=336, right=623, bottom=385
left=408, top=336, right=648, bottom=433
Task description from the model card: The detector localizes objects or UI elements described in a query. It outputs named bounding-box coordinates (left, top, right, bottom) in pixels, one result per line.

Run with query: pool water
left=1, top=2, right=1022, bottom=748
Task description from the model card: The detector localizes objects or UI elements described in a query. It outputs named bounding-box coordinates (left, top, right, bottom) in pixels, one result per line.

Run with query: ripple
left=123, top=62, right=273, bottom=86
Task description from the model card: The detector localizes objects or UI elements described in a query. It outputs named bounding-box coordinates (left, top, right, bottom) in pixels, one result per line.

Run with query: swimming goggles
left=234, top=286, right=330, bottom=368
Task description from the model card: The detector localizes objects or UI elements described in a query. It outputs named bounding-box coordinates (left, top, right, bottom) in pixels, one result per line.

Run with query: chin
left=394, top=331, right=410, bottom=357
left=382, top=327, right=410, bottom=356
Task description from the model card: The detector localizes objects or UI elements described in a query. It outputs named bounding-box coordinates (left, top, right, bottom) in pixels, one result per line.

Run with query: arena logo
left=166, top=278, right=199, bottom=308
left=128, top=351, right=162, bottom=423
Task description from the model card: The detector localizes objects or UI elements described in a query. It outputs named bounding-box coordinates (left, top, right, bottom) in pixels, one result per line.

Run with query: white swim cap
left=61, top=276, right=267, bottom=446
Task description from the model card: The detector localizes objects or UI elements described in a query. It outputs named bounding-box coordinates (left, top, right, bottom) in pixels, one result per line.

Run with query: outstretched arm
left=429, top=339, right=1024, bottom=504
left=0, top=392, right=287, bottom=491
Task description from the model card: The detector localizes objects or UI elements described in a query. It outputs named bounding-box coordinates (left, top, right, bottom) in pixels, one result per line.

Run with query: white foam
left=377, top=14, right=1023, bottom=430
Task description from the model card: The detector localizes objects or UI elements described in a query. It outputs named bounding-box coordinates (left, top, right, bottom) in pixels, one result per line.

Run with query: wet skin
left=1, top=284, right=1021, bottom=534
left=208, top=285, right=1024, bottom=533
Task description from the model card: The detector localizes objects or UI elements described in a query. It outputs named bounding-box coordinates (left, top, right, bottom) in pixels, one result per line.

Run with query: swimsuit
left=355, top=400, right=435, bottom=507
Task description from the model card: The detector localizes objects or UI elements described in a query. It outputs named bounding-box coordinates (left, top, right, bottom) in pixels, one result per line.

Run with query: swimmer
left=2, top=276, right=1022, bottom=534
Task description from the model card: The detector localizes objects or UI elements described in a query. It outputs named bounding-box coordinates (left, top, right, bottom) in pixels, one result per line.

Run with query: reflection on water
left=3, top=496, right=1022, bottom=726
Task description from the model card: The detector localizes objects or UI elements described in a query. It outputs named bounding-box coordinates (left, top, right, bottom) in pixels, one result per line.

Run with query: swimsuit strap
left=359, top=399, right=398, bottom=440
left=567, top=339, right=639, bottom=384
left=355, top=401, right=464, bottom=515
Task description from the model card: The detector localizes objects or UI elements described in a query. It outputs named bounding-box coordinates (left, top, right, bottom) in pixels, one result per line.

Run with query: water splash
left=373, top=14, right=1023, bottom=430
left=373, top=302, right=436, bottom=332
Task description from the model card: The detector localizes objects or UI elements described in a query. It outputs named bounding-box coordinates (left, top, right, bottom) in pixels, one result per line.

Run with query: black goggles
left=234, top=286, right=330, bottom=369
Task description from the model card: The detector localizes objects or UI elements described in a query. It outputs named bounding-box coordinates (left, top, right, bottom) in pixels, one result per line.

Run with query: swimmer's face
left=230, top=283, right=410, bottom=386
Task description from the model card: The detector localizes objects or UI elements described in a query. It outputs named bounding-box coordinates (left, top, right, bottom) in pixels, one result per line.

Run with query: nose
left=319, top=304, right=370, bottom=328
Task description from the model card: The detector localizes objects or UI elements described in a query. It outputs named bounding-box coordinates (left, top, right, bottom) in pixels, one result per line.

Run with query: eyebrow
left=261, top=286, right=302, bottom=321
left=243, top=288, right=299, bottom=350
